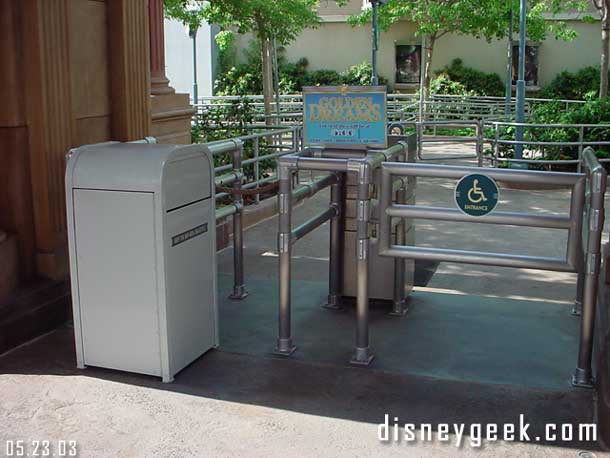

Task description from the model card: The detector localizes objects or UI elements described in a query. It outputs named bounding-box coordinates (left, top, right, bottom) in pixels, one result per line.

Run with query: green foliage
left=164, top=0, right=209, bottom=32
left=215, top=44, right=389, bottom=95
left=208, top=0, right=319, bottom=43
left=435, top=59, right=504, bottom=96
left=539, top=67, right=607, bottom=101
left=341, top=62, right=389, bottom=86
left=492, top=97, right=610, bottom=167
left=348, top=0, right=587, bottom=43
left=214, top=64, right=262, bottom=96
left=348, top=0, right=586, bottom=97
left=165, top=0, right=320, bottom=43
left=192, top=98, right=256, bottom=144
left=430, top=74, right=475, bottom=96
left=191, top=98, right=276, bottom=185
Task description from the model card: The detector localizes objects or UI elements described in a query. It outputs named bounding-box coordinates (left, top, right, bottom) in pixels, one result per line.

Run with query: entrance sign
left=302, top=85, right=387, bottom=148
left=455, top=173, right=499, bottom=217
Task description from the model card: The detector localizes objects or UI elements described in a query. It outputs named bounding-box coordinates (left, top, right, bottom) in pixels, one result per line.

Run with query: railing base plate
left=350, top=347, right=374, bottom=366
left=572, top=368, right=595, bottom=389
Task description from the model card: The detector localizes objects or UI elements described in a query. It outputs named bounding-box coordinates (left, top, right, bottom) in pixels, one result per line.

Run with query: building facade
left=232, top=0, right=602, bottom=92
left=164, top=18, right=219, bottom=100
left=0, top=0, right=193, bottom=302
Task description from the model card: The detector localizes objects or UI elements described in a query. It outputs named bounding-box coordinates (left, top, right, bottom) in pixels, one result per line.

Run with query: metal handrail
left=483, top=121, right=610, bottom=170
left=206, top=125, right=302, bottom=203
left=376, top=149, right=606, bottom=388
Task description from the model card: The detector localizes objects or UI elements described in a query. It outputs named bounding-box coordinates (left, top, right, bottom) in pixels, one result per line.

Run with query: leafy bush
left=435, top=59, right=504, bottom=97
left=491, top=97, right=610, bottom=168
left=341, top=62, right=389, bottom=86
left=430, top=73, right=476, bottom=96
left=214, top=40, right=388, bottom=95
left=539, top=67, right=606, bottom=101
left=214, top=63, right=262, bottom=96
left=191, top=98, right=277, bottom=189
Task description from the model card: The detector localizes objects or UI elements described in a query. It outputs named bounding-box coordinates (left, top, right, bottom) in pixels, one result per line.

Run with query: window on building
left=512, top=44, right=539, bottom=87
left=395, top=45, right=421, bottom=84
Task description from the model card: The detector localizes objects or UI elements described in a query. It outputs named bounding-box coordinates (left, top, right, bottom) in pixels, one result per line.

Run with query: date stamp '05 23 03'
left=4, top=440, right=78, bottom=457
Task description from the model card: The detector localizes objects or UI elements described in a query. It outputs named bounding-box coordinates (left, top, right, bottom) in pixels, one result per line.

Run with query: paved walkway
left=1, top=142, right=608, bottom=458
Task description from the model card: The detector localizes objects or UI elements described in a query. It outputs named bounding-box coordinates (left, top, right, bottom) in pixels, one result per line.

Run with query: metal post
left=371, top=0, right=379, bottom=86
left=572, top=178, right=586, bottom=316
left=324, top=173, right=344, bottom=311
left=476, top=120, right=484, bottom=167
left=505, top=8, right=514, bottom=115
left=494, top=124, right=500, bottom=167
left=272, top=36, right=281, bottom=119
left=514, top=0, right=527, bottom=165
left=577, top=126, right=585, bottom=173
left=417, top=122, right=424, bottom=159
left=229, top=143, right=248, bottom=300
left=573, top=160, right=607, bottom=388
left=254, top=137, right=260, bottom=204
left=189, top=27, right=199, bottom=105
left=350, top=160, right=374, bottom=365
left=419, top=36, right=426, bottom=122
left=276, top=162, right=296, bottom=355
left=390, top=184, right=408, bottom=316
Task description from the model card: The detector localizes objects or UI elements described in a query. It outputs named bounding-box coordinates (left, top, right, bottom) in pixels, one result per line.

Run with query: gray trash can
left=65, top=142, right=218, bottom=382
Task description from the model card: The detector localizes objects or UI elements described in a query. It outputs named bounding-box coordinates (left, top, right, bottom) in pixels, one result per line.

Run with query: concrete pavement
left=1, top=142, right=608, bottom=457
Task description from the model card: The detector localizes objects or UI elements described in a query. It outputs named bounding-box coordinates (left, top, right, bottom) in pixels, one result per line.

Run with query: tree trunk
left=260, top=36, right=274, bottom=126
left=422, top=36, right=436, bottom=104
left=601, top=11, right=609, bottom=98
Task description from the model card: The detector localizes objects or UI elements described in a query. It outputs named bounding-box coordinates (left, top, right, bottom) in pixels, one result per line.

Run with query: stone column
left=149, top=0, right=174, bottom=95
left=108, top=0, right=152, bottom=141
left=148, top=0, right=195, bottom=144
left=0, top=0, right=34, bottom=291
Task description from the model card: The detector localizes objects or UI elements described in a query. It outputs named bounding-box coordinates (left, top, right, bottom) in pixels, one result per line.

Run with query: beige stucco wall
left=230, top=0, right=602, bottom=92
left=274, top=18, right=602, bottom=90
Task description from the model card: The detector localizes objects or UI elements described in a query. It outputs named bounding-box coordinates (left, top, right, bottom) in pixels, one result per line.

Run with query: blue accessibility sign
left=455, top=174, right=499, bottom=217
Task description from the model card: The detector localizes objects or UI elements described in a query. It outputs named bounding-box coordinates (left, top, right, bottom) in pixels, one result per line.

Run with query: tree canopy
left=164, top=0, right=320, bottom=44
left=348, top=0, right=588, bottom=43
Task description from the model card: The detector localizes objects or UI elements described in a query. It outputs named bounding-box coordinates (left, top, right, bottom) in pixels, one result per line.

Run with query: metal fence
left=388, top=119, right=610, bottom=170
left=194, top=93, right=586, bottom=126
left=377, top=147, right=606, bottom=388
left=484, top=121, right=610, bottom=170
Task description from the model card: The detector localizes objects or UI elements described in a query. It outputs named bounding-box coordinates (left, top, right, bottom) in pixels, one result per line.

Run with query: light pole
left=504, top=7, right=513, bottom=115
left=189, top=25, right=198, bottom=105
left=514, top=0, right=527, bottom=165
left=371, top=0, right=379, bottom=85
left=370, top=0, right=388, bottom=85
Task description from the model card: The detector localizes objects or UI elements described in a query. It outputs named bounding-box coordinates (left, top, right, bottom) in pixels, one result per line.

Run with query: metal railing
left=389, top=119, right=610, bottom=170
left=391, top=120, right=484, bottom=164
left=194, top=94, right=586, bottom=127
left=484, top=121, right=610, bottom=170
left=206, top=127, right=301, bottom=301
left=376, top=147, right=606, bottom=388
left=208, top=125, right=302, bottom=205
left=274, top=142, right=411, bottom=364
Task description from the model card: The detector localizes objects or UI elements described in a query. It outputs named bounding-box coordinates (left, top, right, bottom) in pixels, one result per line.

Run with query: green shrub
left=436, top=59, right=504, bottom=97
left=214, top=39, right=389, bottom=95
left=214, top=63, right=262, bottom=96
left=539, top=67, right=605, bottom=101
left=430, top=73, right=476, bottom=96
left=492, top=97, right=610, bottom=167
left=340, top=62, right=389, bottom=86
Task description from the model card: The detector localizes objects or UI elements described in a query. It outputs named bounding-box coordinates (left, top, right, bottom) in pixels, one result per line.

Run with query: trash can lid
left=66, top=142, right=212, bottom=193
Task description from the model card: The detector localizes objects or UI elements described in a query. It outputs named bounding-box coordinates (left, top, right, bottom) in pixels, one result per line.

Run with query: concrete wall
left=278, top=19, right=601, bottom=90
left=164, top=19, right=218, bottom=100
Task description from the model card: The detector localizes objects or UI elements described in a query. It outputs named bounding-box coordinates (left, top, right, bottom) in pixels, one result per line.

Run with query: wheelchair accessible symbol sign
left=455, top=174, right=499, bottom=217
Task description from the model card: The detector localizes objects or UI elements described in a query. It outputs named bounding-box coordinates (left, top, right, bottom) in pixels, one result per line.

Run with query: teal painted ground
left=217, top=273, right=580, bottom=391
